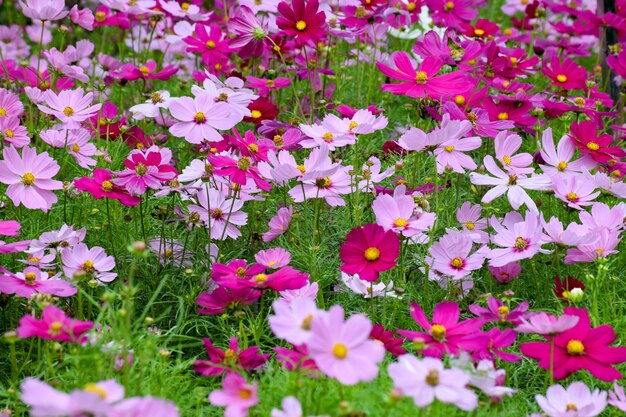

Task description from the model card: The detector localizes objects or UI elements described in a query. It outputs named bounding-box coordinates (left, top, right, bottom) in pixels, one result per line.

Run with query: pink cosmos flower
left=470, top=155, right=551, bottom=213
left=541, top=215, right=588, bottom=247
left=339, top=223, right=399, bottom=282
left=591, top=171, right=626, bottom=198
left=341, top=272, right=396, bottom=299
left=372, top=186, right=434, bottom=238
left=112, top=146, right=177, bottom=196
left=111, top=397, right=180, bottom=417
left=494, top=131, right=534, bottom=175
left=169, top=95, right=238, bottom=144
left=552, top=173, right=600, bottom=210
left=0, top=266, right=76, bottom=298
left=488, top=262, right=521, bottom=283
left=472, top=328, right=521, bottom=363
left=0, top=88, right=25, bottom=119
left=187, top=187, right=248, bottom=240
left=542, top=56, right=587, bottom=90
left=426, top=0, right=478, bottom=27
left=61, top=243, right=117, bottom=283
left=255, top=248, right=291, bottom=269
left=427, top=229, right=484, bottom=280
left=539, top=128, right=595, bottom=177
left=609, top=383, right=626, bottom=412
left=17, top=305, right=93, bottom=343
left=564, top=228, right=620, bottom=264
left=276, top=0, right=327, bottom=46
left=0, top=220, right=20, bottom=237
left=456, top=201, right=489, bottom=244
left=516, top=312, right=580, bottom=336
left=194, top=337, right=269, bottom=377
left=184, top=24, right=231, bottom=65
left=209, top=154, right=272, bottom=191
left=209, top=373, right=259, bottom=417
left=0, top=146, right=62, bottom=212
left=269, top=298, right=319, bottom=345
left=110, top=60, right=178, bottom=82
left=299, top=114, right=356, bottom=150
left=469, top=297, right=528, bottom=325
left=70, top=5, right=95, bottom=30
left=306, top=305, right=385, bottom=385
left=0, top=117, right=30, bottom=147
left=74, top=168, right=141, bottom=206
left=197, top=287, right=261, bottom=315
left=376, top=53, right=469, bottom=99
left=19, top=0, right=68, bottom=21
left=271, top=397, right=303, bottom=417
left=487, top=211, right=543, bottom=267
left=278, top=281, right=319, bottom=304
left=521, top=307, right=626, bottom=381
left=536, top=382, right=607, bottom=417
left=397, top=301, right=486, bottom=358
left=28, top=224, right=86, bottom=254
left=433, top=132, right=481, bottom=174
left=388, top=355, right=478, bottom=411
left=67, top=128, right=97, bottom=168
left=38, top=88, right=102, bottom=128
left=263, top=206, right=293, bottom=242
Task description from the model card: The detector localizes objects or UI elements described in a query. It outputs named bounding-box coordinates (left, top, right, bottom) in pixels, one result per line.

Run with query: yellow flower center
left=28, top=257, right=40, bottom=263
left=498, top=305, right=509, bottom=319
left=49, top=321, right=63, bottom=335
left=150, top=92, right=163, bottom=104
left=394, top=218, right=408, bottom=227
left=295, top=20, right=307, bottom=31
left=444, top=1, right=454, bottom=11
left=139, top=66, right=150, bottom=75
left=444, top=145, right=455, bottom=152
left=574, top=97, right=585, bottom=107
left=450, top=257, right=463, bottom=269
left=465, top=221, right=475, bottom=230
left=566, top=192, right=578, bottom=202
left=425, top=369, right=439, bottom=386
left=556, top=74, right=568, bottom=83
left=349, top=121, right=358, bottom=130
left=301, top=315, right=313, bottom=330
left=63, top=107, right=74, bottom=116
left=474, top=28, right=485, bottom=36
left=557, top=161, right=568, bottom=171
left=206, top=40, right=216, bottom=49
left=95, top=11, right=106, bottom=22
left=235, top=267, right=247, bottom=278
left=248, top=143, right=259, bottom=153
left=566, top=404, right=578, bottom=411
left=84, top=383, right=108, bottom=399
left=431, top=324, right=446, bottom=341
left=455, top=95, right=465, bottom=105
left=237, top=156, right=251, bottom=170
left=510, top=56, right=518, bottom=65
left=502, top=155, right=511, bottom=165
left=0, top=108, right=6, bottom=116
left=296, top=164, right=306, bottom=174
left=364, top=247, right=380, bottom=261
left=5, top=129, right=13, bottom=138
left=567, top=340, right=584, bottom=355
left=415, top=71, right=428, bottom=84
left=586, top=142, right=600, bottom=151
left=497, top=112, right=509, bottom=120
left=194, top=112, right=206, bottom=123
left=135, top=163, right=147, bottom=176
left=181, top=2, right=190, bottom=10
left=514, top=236, right=527, bottom=250
left=322, top=132, right=334, bottom=142
left=24, top=272, right=37, bottom=285
left=239, top=388, right=253, bottom=400
left=508, top=174, right=518, bottom=185
left=101, top=180, right=114, bottom=192
left=315, top=176, right=331, bottom=188
left=21, top=172, right=35, bottom=185
left=250, top=110, right=262, bottom=119
left=332, top=343, right=348, bottom=359
left=406, top=1, right=416, bottom=11
left=255, top=273, right=268, bottom=284
left=83, top=260, right=95, bottom=272
left=72, top=143, right=80, bottom=152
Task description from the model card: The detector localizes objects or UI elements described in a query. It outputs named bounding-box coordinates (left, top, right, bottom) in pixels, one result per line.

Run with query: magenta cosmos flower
left=17, top=305, right=93, bottom=343
left=339, top=223, right=399, bottom=282
left=276, top=0, right=327, bottom=46
left=263, top=206, right=293, bottom=242
left=542, top=56, right=587, bottom=91
left=196, top=286, right=261, bottom=315
left=469, top=297, right=528, bottom=325
left=0, top=146, right=62, bottom=212
left=74, top=168, right=141, bottom=206
left=169, top=95, right=239, bottom=144
left=38, top=88, right=102, bottom=128
left=376, top=53, right=469, bottom=99
left=193, top=337, right=269, bottom=377
left=0, top=266, right=76, bottom=298
left=209, top=373, right=258, bottom=417
left=521, top=307, right=626, bottom=381
left=306, top=305, right=385, bottom=385
left=112, top=147, right=177, bottom=196
left=397, top=301, right=486, bottom=358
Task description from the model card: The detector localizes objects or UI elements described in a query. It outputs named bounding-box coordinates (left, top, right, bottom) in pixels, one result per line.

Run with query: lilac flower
left=269, top=298, right=319, bottom=345
left=516, top=312, right=579, bottom=336
left=536, top=382, right=607, bottom=417
left=552, top=173, right=600, bottom=210
left=494, top=131, right=534, bottom=175
left=487, top=212, right=544, bottom=267
left=263, top=206, right=293, bottom=242
left=61, top=243, right=117, bottom=283
left=427, top=229, right=484, bottom=279
left=38, top=88, right=102, bottom=128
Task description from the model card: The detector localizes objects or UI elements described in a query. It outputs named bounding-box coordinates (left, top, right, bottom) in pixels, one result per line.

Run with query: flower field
left=1, top=0, right=626, bottom=415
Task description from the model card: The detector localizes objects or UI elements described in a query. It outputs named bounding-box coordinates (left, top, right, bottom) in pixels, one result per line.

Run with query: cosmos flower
left=17, top=305, right=93, bottom=343
left=37, top=88, right=102, bottom=128
left=536, top=382, right=607, bottom=417
left=339, top=223, right=399, bottom=282
left=209, top=373, right=259, bottom=417
left=276, top=0, right=327, bottom=45
left=193, top=337, right=269, bottom=377
left=61, top=243, right=117, bottom=284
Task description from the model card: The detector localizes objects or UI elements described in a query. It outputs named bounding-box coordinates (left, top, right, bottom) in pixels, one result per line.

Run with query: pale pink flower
left=191, top=73, right=257, bottom=118
left=67, top=128, right=97, bottom=168
left=279, top=281, right=319, bottom=304
left=372, top=186, right=432, bottom=237
left=340, top=272, right=396, bottom=298
left=516, top=312, right=579, bottom=335
left=0, top=117, right=30, bottom=147
left=263, top=206, right=293, bottom=242
left=38, top=88, right=102, bottom=128
left=552, top=173, right=600, bottom=210
left=456, top=201, right=489, bottom=244
left=541, top=215, right=588, bottom=247
left=187, top=187, right=248, bottom=240
left=536, top=382, right=607, bottom=417
left=591, top=171, right=626, bottom=198
left=428, top=229, right=484, bottom=279
left=271, top=397, right=304, bottom=417
left=306, top=305, right=385, bottom=385
left=488, top=212, right=543, bottom=267
left=61, top=243, right=117, bottom=283
left=0, top=88, right=25, bottom=119
left=209, top=373, right=258, bottom=417
left=19, top=0, right=68, bottom=21
left=564, top=228, right=620, bottom=264
left=0, top=146, right=62, bottom=212
left=578, top=203, right=625, bottom=233
left=494, top=131, right=534, bottom=175
left=299, top=114, right=356, bottom=150
left=269, top=298, right=319, bottom=345
left=539, top=128, right=596, bottom=177
left=168, top=95, right=238, bottom=144
left=356, top=156, right=394, bottom=192
left=609, top=383, right=626, bottom=412
left=255, top=248, right=291, bottom=269
left=70, top=5, right=95, bottom=30
left=488, top=262, right=522, bottom=283
left=129, top=91, right=173, bottom=120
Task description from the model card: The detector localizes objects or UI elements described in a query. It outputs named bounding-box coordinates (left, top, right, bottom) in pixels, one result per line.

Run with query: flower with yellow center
left=556, top=74, right=568, bottom=83
left=206, top=40, right=216, bottom=49
left=296, top=164, right=306, bottom=174
left=24, top=272, right=37, bottom=285
left=364, top=247, right=380, bottom=261
left=295, top=20, right=307, bottom=31
left=450, top=257, right=463, bottom=269
left=586, top=142, right=599, bottom=151
left=444, top=1, right=454, bottom=11
left=139, top=66, right=150, bottom=75
left=430, top=324, right=446, bottom=341
left=557, top=161, right=568, bottom=171
left=444, top=145, right=455, bottom=152
left=497, top=112, right=509, bottom=120
left=48, top=321, right=63, bottom=335
left=101, top=180, right=114, bottom=192
left=135, top=163, right=147, bottom=176
left=574, top=97, right=585, bottom=107
left=322, top=132, right=334, bottom=142
left=248, top=143, right=259, bottom=153
left=84, top=383, right=108, bottom=399
left=72, top=143, right=81, bottom=152
left=566, top=404, right=578, bottom=411
left=455, top=95, right=465, bottom=105
left=21, top=172, right=35, bottom=186
left=514, top=236, right=527, bottom=250
left=63, top=107, right=74, bottom=116
left=415, top=71, right=428, bottom=84
left=474, top=28, right=485, bottom=36
left=510, top=56, right=518, bottom=65
left=82, top=260, right=96, bottom=273
left=250, top=110, right=262, bottom=119
left=194, top=112, right=206, bottom=123
left=332, top=343, right=348, bottom=359
left=315, top=176, right=331, bottom=188
left=301, top=315, right=313, bottom=330
left=394, top=218, right=408, bottom=227
left=239, top=388, right=253, bottom=399
left=567, top=340, right=584, bottom=355
left=150, top=92, right=163, bottom=104
left=464, top=221, right=475, bottom=230
left=566, top=192, right=578, bottom=203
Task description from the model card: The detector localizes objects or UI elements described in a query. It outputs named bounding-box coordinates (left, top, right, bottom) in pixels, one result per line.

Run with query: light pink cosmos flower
left=21, top=378, right=124, bottom=417
left=539, top=127, right=596, bottom=177
left=278, top=281, right=319, bottom=304
left=129, top=90, right=173, bottom=120
left=263, top=206, right=293, bottom=242
left=209, top=373, right=258, bottom=417
left=433, top=131, right=481, bottom=174
left=428, top=229, right=484, bottom=280
left=0, top=266, right=76, bottom=298
left=258, top=150, right=301, bottom=186
left=541, top=215, right=588, bottom=247
left=356, top=156, right=394, bottom=192
left=372, top=186, right=432, bottom=237
left=168, top=94, right=238, bottom=144
left=388, top=355, right=478, bottom=411
left=456, top=201, right=489, bottom=244
left=306, top=305, right=385, bottom=385
left=187, top=187, right=248, bottom=240
left=609, top=383, right=626, bottom=412
left=269, top=298, right=319, bottom=345
left=0, top=88, right=25, bottom=119
left=38, top=88, right=102, bottom=128
left=470, top=155, right=551, bottom=213
left=255, top=248, right=291, bottom=269
left=578, top=203, right=625, bottom=233
left=552, top=173, right=600, bottom=210
left=488, top=212, right=544, bottom=267
left=564, top=228, right=620, bottom=264
left=0, top=117, right=30, bottom=147
left=161, top=0, right=212, bottom=20
left=271, top=396, right=304, bottom=417
left=451, top=353, right=516, bottom=400
left=515, top=312, right=579, bottom=336
left=191, top=73, right=257, bottom=118
left=494, top=131, right=534, bottom=175
left=299, top=116, right=355, bottom=150
left=111, top=397, right=180, bottom=417
left=340, top=272, right=396, bottom=298
left=70, top=5, right=95, bottom=30
left=28, top=224, right=86, bottom=254
left=536, top=382, right=607, bottom=417
left=19, top=0, right=68, bottom=21
left=67, top=128, right=97, bottom=168
left=0, top=146, right=62, bottom=212
left=591, top=171, right=626, bottom=198
left=61, top=243, right=117, bottom=283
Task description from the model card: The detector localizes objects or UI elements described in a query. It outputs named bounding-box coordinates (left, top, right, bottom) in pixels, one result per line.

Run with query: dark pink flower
left=17, top=305, right=93, bottom=343
left=193, top=337, right=269, bottom=376
left=339, top=223, right=399, bottom=282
